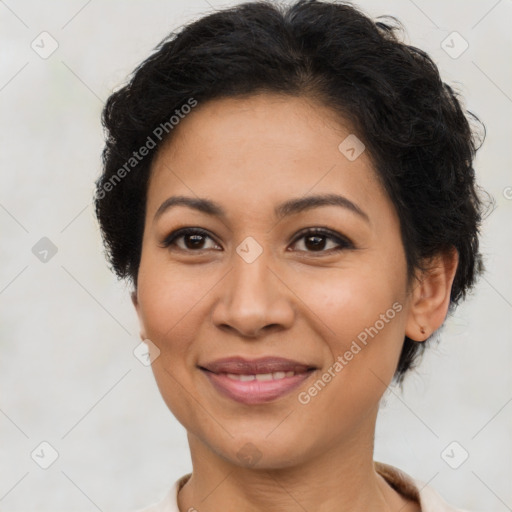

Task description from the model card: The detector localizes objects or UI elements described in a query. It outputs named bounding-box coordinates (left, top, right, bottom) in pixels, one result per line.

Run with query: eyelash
left=159, top=227, right=354, bottom=255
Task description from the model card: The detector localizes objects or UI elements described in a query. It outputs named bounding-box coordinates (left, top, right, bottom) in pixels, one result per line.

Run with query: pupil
left=186, top=234, right=204, bottom=248
left=306, top=235, right=325, bottom=251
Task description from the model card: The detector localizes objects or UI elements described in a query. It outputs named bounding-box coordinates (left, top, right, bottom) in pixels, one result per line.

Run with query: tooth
left=224, top=372, right=297, bottom=381
left=255, top=373, right=273, bottom=381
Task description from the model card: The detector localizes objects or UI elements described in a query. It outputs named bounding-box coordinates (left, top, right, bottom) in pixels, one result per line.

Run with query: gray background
left=1, top=0, right=511, bottom=510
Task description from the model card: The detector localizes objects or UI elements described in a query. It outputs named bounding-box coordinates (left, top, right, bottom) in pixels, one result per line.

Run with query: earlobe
left=131, top=290, right=138, bottom=309
left=131, top=289, right=147, bottom=341
left=405, top=248, right=459, bottom=342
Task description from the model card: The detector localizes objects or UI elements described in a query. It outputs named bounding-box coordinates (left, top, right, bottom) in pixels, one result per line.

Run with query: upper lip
left=199, top=356, right=316, bottom=375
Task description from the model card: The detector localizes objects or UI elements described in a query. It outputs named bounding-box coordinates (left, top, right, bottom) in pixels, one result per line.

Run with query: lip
left=199, top=356, right=316, bottom=375
left=198, top=356, right=317, bottom=405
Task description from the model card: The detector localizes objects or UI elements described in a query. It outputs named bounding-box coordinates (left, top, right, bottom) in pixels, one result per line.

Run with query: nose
left=210, top=248, right=295, bottom=338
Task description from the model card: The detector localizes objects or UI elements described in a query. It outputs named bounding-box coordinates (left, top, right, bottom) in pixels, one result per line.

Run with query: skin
left=131, top=93, right=458, bottom=512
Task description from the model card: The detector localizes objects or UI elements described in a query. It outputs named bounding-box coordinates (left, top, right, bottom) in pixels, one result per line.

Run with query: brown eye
left=290, top=228, right=353, bottom=254
left=160, top=227, right=353, bottom=255
left=160, top=228, right=221, bottom=251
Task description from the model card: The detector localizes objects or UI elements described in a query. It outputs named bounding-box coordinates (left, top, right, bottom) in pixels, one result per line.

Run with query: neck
left=177, top=413, right=411, bottom=512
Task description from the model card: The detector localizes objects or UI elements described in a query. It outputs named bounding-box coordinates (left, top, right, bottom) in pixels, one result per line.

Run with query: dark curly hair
left=94, top=0, right=488, bottom=383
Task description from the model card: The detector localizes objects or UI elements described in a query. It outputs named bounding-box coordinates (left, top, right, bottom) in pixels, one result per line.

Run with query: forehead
left=147, top=93, right=391, bottom=225
left=155, top=93, right=359, bottom=164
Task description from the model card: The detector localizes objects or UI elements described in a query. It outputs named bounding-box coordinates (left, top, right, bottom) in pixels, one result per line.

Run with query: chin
left=218, top=433, right=310, bottom=471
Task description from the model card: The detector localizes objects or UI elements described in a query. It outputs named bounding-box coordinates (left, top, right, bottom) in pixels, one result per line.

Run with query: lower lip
left=201, top=369, right=314, bottom=405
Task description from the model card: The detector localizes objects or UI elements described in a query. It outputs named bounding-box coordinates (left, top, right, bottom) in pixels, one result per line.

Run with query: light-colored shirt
left=136, top=461, right=469, bottom=512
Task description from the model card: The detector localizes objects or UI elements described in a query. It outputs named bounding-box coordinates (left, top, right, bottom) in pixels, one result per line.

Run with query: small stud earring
left=420, top=326, right=426, bottom=335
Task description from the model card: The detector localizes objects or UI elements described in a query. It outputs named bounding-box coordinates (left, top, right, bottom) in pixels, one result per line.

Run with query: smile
left=200, top=367, right=316, bottom=404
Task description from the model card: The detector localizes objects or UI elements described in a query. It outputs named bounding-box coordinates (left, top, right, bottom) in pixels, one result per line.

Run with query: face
left=132, top=93, right=416, bottom=469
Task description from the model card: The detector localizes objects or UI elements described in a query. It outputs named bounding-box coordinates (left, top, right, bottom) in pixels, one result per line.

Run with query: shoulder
left=375, top=461, right=471, bottom=512
left=132, top=467, right=471, bottom=512
left=131, top=473, right=191, bottom=512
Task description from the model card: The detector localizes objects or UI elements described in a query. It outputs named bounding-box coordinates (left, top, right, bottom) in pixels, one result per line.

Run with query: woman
left=94, top=1, right=486, bottom=510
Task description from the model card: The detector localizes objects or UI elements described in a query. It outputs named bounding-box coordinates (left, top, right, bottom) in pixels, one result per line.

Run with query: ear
left=405, top=247, right=459, bottom=342
left=131, top=288, right=147, bottom=341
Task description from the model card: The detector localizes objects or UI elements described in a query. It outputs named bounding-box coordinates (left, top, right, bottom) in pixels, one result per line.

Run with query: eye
left=289, top=228, right=353, bottom=254
left=159, top=228, right=221, bottom=252
left=160, top=227, right=354, bottom=254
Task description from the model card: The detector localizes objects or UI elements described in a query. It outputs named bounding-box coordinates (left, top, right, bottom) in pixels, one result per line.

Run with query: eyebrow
left=153, top=193, right=370, bottom=224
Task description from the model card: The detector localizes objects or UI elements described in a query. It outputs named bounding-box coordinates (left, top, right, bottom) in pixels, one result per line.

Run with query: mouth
left=198, top=356, right=317, bottom=405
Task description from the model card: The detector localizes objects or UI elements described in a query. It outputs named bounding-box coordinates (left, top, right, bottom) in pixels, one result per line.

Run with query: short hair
left=94, top=0, right=488, bottom=383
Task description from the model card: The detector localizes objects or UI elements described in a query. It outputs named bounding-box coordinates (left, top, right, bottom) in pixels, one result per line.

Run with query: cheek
left=136, top=265, right=212, bottom=428
left=293, top=279, right=406, bottom=425
left=136, top=259, right=211, bottom=344
left=294, top=264, right=405, bottom=336
left=291, top=263, right=408, bottom=384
